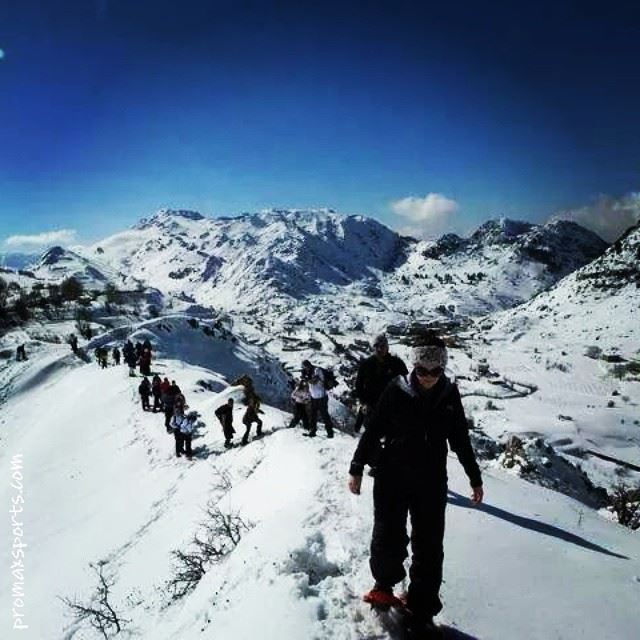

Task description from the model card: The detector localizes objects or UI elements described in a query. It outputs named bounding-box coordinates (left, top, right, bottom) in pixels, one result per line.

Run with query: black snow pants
left=288, top=403, right=310, bottom=429
left=370, top=469, right=447, bottom=618
left=241, top=417, right=263, bottom=445
left=309, top=396, right=334, bottom=437
left=164, top=406, right=174, bottom=429
left=174, top=430, right=184, bottom=456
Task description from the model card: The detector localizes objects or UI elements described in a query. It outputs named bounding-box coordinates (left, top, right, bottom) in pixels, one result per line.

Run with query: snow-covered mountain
left=31, top=246, right=133, bottom=290
left=381, top=217, right=608, bottom=318
left=85, top=208, right=406, bottom=311
left=461, top=221, right=640, bottom=491
left=487, top=219, right=640, bottom=354
left=83, top=209, right=606, bottom=328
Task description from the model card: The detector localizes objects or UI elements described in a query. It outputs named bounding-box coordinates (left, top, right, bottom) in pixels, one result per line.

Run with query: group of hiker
left=136, top=372, right=197, bottom=459
left=123, top=326, right=484, bottom=638
left=215, top=392, right=264, bottom=448
left=123, top=339, right=152, bottom=376
left=286, top=359, right=338, bottom=437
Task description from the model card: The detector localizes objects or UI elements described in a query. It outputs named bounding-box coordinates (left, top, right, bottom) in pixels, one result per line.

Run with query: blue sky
left=1, top=1, right=639, bottom=246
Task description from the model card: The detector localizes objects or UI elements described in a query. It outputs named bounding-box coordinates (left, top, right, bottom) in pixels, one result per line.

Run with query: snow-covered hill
left=31, top=246, right=131, bottom=290
left=380, top=218, right=607, bottom=319
left=81, top=209, right=606, bottom=326
left=1, top=330, right=638, bottom=640
left=466, top=221, right=640, bottom=489
left=487, top=219, right=640, bottom=355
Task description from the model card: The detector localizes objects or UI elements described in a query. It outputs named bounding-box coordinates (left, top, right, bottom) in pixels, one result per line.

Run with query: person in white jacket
left=288, top=379, right=311, bottom=430
left=301, top=360, right=335, bottom=438
left=171, top=410, right=197, bottom=459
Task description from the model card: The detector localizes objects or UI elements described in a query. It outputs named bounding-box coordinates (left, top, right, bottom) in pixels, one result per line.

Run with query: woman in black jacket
left=348, top=334, right=483, bottom=638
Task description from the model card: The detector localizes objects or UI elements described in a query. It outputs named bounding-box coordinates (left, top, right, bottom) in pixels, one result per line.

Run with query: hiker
left=174, top=386, right=187, bottom=414
left=288, top=379, right=311, bottom=430
left=142, top=338, right=152, bottom=353
left=138, top=377, right=152, bottom=411
left=95, top=347, right=108, bottom=369
left=123, top=340, right=135, bottom=363
left=173, top=411, right=198, bottom=460
left=163, top=382, right=178, bottom=432
left=215, top=398, right=235, bottom=448
left=125, top=351, right=137, bottom=376
left=171, top=409, right=198, bottom=459
left=15, top=344, right=27, bottom=361
left=348, top=334, right=483, bottom=638
left=151, top=374, right=163, bottom=412
left=69, top=334, right=78, bottom=354
left=125, top=350, right=137, bottom=376
left=354, top=333, right=408, bottom=433
left=112, top=346, right=121, bottom=366
left=301, top=360, right=334, bottom=438
left=139, top=348, right=152, bottom=376
left=160, top=376, right=171, bottom=403
left=241, top=395, right=263, bottom=445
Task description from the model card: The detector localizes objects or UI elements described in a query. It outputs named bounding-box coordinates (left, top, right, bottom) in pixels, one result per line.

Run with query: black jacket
left=355, top=354, right=408, bottom=407
left=215, top=404, right=234, bottom=428
left=350, top=373, right=482, bottom=488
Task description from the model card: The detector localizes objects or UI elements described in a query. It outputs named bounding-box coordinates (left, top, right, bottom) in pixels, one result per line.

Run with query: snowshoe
left=363, top=588, right=405, bottom=610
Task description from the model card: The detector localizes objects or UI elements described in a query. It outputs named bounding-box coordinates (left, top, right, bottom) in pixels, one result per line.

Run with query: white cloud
left=5, top=229, right=77, bottom=249
left=390, top=193, right=460, bottom=239
left=550, top=192, right=640, bottom=242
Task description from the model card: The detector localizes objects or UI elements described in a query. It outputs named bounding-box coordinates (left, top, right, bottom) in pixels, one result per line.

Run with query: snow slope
left=461, top=222, right=640, bottom=490
left=1, top=336, right=638, bottom=640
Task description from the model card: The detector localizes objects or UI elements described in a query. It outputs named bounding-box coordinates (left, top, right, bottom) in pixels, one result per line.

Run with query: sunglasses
left=415, top=365, right=443, bottom=378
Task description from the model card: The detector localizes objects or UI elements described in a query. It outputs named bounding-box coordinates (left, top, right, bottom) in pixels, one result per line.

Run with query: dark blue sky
left=1, top=1, right=639, bottom=243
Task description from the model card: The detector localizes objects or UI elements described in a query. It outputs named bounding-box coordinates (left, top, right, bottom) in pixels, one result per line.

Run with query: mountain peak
left=470, top=217, right=534, bottom=245
left=135, top=209, right=205, bottom=229
left=39, top=245, right=69, bottom=266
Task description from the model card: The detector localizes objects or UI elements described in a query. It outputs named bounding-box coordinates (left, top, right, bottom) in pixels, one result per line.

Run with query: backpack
left=320, top=367, right=338, bottom=390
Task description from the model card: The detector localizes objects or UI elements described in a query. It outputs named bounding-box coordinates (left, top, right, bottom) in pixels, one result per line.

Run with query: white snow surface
left=1, top=335, right=639, bottom=640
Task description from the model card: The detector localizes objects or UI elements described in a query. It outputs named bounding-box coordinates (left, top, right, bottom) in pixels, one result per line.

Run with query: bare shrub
left=168, top=506, right=252, bottom=599
left=61, top=561, right=128, bottom=639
